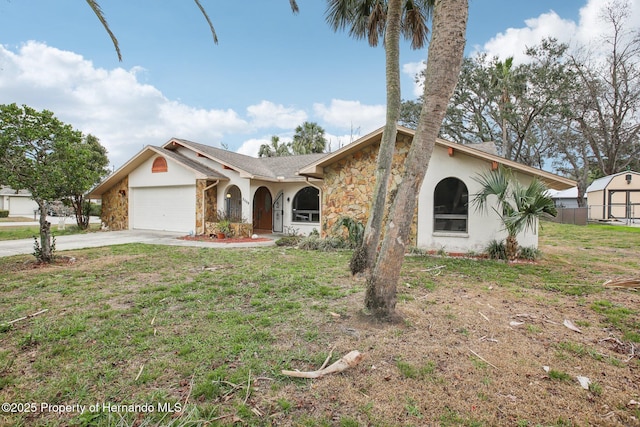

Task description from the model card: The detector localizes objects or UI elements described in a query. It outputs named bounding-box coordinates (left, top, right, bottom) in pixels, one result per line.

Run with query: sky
left=1, top=0, right=639, bottom=170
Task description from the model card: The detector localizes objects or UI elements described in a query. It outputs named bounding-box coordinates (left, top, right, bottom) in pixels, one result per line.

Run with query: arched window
left=152, top=157, right=168, bottom=173
left=434, top=177, right=468, bottom=233
left=292, top=186, right=320, bottom=223
left=224, top=185, right=242, bottom=222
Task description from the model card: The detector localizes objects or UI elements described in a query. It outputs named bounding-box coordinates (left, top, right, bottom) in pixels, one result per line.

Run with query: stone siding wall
left=196, top=180, right=219, bottom=234
left=322, top=134, right=417, bottom=245
left=101, top=176, right=128, bottom=230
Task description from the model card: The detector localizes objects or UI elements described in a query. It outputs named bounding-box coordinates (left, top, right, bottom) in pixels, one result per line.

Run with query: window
left=292, top=186, right=320, bottom=223
left=152, top=157, right=168, bottom=173
left=434, top=177, right=468, bottom=233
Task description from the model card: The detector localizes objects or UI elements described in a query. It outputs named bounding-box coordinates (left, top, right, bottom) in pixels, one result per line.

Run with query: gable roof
left=586, top=170, right=640, bottom=192
left=547, top=187, right=582, bottom=199
left=89, top=145, right=229, bottom=197
left=298, top=126, right=576, bottom=190
left=165, top=138, right=326, bottom=180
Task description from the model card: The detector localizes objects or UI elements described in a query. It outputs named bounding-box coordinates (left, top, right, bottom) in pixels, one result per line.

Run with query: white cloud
left=246, top=100, right=307, bottom=129
left=402, top=61, right=426, bottom=98
left=313, top=99, right=385, bottom=135
left=480, top=11, right=578, bottom=63
left=236, top=138, right=269, bottom=157
left=0, top=41, right=252, bottom=168
left=477, top=0, right=640, bottom=64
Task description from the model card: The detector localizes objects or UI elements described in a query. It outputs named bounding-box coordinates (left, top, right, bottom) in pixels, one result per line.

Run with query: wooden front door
left=253, top=187, right=273, bottom=231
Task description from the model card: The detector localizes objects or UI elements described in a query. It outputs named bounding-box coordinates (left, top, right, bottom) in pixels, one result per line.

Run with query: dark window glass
left=292, top=186, right=320, bottom=223
left=434, top=178, right=468, bottom=232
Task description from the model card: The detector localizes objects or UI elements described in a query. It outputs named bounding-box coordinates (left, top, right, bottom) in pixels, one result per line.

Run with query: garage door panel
left=132, top=186, right=195, bottom=232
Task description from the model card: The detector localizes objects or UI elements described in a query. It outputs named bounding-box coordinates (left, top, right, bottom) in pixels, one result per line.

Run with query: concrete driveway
left=0, top=229, right=275, bottom=258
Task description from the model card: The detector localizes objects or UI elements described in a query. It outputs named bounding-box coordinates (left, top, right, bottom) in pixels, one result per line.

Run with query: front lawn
left=1, top=222, right=639, bottom=426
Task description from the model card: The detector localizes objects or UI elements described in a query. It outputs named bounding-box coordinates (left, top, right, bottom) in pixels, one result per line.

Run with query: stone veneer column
left=196, top=179, right=219, bottom=235
left=322, top=134, right=417, bottom=245
left=100, top=176, right=129, bottom=231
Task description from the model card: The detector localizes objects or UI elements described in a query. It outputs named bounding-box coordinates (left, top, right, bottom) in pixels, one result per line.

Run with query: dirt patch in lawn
left=269, top=273, right=640, bottom=426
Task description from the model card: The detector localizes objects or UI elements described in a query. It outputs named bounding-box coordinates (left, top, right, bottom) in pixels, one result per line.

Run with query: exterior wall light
left=626, top=174, right=632, bottom=184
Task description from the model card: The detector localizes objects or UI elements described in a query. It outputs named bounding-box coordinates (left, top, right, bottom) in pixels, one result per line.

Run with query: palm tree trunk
left=365, top=0, right=468, bottom=319
left=355, top=0, right=402, bottom=274
left=506, top=234, right=518, bottom=260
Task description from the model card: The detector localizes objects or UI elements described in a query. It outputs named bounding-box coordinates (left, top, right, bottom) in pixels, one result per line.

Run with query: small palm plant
left=472, top=166, right=557, bottom=260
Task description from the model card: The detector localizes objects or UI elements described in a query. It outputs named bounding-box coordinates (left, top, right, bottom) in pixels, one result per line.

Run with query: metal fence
left=587, top=204, right=639, bottom=225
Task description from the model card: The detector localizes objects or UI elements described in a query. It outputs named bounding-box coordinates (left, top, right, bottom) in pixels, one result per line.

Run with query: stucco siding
left=129, top=154, right=196, bottom=188
left=417, top=147, right=539, bottom=253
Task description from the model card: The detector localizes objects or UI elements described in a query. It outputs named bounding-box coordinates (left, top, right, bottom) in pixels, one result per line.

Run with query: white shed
left=586, top=171, right=640, bottom=221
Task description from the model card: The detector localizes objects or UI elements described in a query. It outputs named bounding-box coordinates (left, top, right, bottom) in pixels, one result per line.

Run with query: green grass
left=0, top=223, right=101, bottom=241
left=0, top=245, right=353, bottom=426
left=591, top=300, right=640, bottom=342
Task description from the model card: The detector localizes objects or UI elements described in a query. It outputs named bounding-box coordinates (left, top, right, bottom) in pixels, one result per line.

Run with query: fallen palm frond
left=282, top=350, right=363, bottom=379
left=603, top=278, right=640, bottom=289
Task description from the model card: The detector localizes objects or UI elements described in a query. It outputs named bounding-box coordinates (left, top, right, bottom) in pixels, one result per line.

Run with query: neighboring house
left=586, top=171, right=640, bottom=222
left=547, top=187, right=584, bottom=208
left=0, top=186, right=38, bottom=217
left=90, top=126, right=575, bottom=253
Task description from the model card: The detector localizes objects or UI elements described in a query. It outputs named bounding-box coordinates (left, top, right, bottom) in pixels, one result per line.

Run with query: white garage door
left=131, top=186, right=196, bottom=233
left=9, top=197, right=38, bottom=216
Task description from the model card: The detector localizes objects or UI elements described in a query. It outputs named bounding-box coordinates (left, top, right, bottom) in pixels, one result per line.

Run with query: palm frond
left=85, top=0, right=122, bottom=61
left=194, top=0, right=218, bottom=44
left=472, top=166, right=510, bottom=213
left=401, top=0, right=431, bottom=49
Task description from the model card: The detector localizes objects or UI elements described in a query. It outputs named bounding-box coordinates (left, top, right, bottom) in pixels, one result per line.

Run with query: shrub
left=298, top=235, right=349, bottom=251
left=485, top=239, right=507, bottom=260
left=518, top=246, right=541, bottom=261
left=0, top=210, right=8, bottom=218
left=275, top=236, right=302, bottom=246
left=89, top=203, right=101, bottom=217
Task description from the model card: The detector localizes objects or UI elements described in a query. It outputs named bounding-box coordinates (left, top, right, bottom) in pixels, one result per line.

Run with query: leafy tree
left=258, top=135, right=292, bottom=157
left=472, top=166, right=557, bottom=260
left=327, top=0, right=432, bottom=276
left=365, top=0, right=468, bottom=319
left=438, top=39, right=573, bottom=168
left=60, top=134, right=110, bottom=229
left=0, top=104, right=83, bottom=262
left=399, top=98, right=422, bottom=129
left=291, top=122, right=327, bottom=154
left=567, top=0, right=640, bottom=176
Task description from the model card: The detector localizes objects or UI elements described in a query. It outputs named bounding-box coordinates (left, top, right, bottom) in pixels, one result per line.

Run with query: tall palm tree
left=258, top=135, right=292, bottom=158
left=291, top=122, right=327, bottom=154
left=365, top=0, right=468, bottom=320
left=472, top=166, right=557, bottom=260
left=326, top=0, right=433, bottom=275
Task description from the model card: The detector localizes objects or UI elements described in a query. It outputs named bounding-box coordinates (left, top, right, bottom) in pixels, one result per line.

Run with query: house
left=90, top=126, right=575, bottom=253
left=0, top=186, right=38, bottom=217
left=586, top=171, right=640, bottom=222
left=547, top=187, right=584, bottom=209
